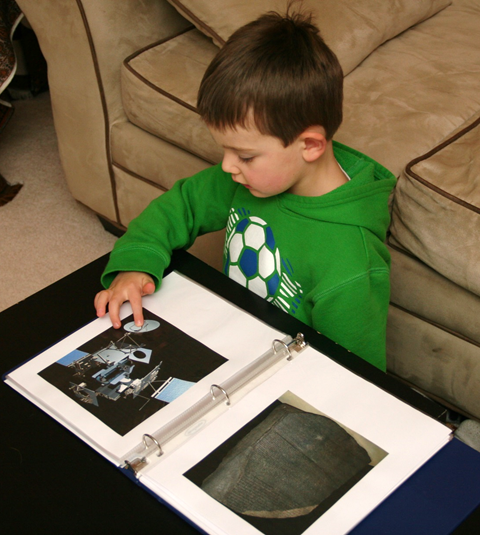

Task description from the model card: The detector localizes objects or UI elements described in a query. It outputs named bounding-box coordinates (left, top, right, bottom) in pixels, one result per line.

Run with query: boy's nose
left=221, top=152, right=239, bottom=175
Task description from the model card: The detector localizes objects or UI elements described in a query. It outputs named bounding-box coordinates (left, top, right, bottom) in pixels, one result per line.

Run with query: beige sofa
left=17, top=0, right=480, bottom=418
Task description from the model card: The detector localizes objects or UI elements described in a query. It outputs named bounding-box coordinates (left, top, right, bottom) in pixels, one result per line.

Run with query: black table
left=1, top=250, right=479, bottom=534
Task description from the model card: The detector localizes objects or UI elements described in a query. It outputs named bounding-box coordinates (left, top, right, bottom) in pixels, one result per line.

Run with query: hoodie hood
left=279, top=141, right=396, bottom=242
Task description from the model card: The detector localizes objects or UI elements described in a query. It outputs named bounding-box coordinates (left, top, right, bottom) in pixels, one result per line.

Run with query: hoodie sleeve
left=310, top=269, right=390, bottom=371
left=101, top=164, right=235, bottom=289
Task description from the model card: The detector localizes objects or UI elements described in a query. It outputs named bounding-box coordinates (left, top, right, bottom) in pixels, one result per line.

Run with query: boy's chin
left=249, top=191, right=269, bottom=198
left=246, top=188, right=275, bottom=198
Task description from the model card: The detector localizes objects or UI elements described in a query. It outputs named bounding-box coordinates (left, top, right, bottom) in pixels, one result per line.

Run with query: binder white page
left=5, top=271, right=451, bottom=535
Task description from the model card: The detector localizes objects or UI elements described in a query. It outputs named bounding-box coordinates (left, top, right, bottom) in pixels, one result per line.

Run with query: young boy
left=95, top=9, right=396, bottom=371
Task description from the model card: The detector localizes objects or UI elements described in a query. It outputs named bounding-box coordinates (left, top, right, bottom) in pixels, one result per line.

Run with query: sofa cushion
left=336, top=0, right=480, bottom=175
left=389, top=112, right=480, bottom=297
left=388, top=245, right=480, bottom=346
left=123, top=0, right=480, bottom=178
left=166, top=0, right=450, bottom=75
left=122, top=28, right=222, bottom=163
left=387, top=303, right=480, bottom=418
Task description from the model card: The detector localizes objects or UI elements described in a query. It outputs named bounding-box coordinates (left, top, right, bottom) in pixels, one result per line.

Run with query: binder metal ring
left=143, top=433, right=163, bottom=457
left=210, top=384, right=231, bottom=406
left=272, top=339, right=293, bottom=360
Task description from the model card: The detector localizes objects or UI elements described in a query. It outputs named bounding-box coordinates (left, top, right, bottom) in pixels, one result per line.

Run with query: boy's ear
left=299, top=129, right=328, bottom=162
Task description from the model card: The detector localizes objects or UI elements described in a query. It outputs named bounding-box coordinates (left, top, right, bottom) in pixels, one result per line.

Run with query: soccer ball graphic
left=224, top=216, right=282, bottom=300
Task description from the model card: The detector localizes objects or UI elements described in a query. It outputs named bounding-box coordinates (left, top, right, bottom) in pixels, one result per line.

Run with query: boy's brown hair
left=197, top=8, right=343, bottom=146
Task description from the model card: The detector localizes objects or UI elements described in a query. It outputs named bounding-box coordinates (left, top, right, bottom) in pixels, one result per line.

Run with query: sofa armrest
left=18, top=0, right=191, bottom=122
left=16, top=0, right=191, bottom=221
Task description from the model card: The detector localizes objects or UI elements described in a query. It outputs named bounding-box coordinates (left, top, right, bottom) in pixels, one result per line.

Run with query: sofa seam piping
left=387, top=240, right=428, bottom=263
left=389, top=302, right=480, bottom=349
left=123, top=59, right=199, bottom=114
left=167, top=1, right=225, bottom=46
left=76, top=0, right=120, bottom=224
left=125, top=68, right=198, bottom=114
left=112, top=162, right=168, bottom=192
left=123, top=26, right=195, bottom=64
left=404, top=115, right=480, bottom=214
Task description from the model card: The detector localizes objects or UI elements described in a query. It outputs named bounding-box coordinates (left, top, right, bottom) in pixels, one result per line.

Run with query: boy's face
left=209, top=123, right=309, bottom=198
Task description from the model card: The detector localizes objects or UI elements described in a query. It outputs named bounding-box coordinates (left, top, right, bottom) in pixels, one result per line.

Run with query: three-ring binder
left=210, top=384, right=231, bottom=405
left=272, top=338, right=292, bottom=360
left=124, top=333, right=307, bottom=475
left=143, top=433, right=163, bottom=456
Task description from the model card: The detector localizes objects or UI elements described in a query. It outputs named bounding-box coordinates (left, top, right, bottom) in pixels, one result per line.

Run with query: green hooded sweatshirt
left=102, top=141, right=396, bottom=370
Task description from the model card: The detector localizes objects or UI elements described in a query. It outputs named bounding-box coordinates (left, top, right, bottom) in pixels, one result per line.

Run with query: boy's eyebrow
left=222, top=144, right=255, bottom=152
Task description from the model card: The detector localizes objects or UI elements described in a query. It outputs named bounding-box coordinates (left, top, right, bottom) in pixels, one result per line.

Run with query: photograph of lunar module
left=68, top=323, right=166, bottom=409
left=39, top=309, right=227, bottom=435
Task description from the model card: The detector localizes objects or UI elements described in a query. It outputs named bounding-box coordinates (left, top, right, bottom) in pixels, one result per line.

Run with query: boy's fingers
left=94, top=290, right=109, bottom=317
left=107, top=298, right=123, bottom=329
left=142, top=281, right=155, bottom=296
left=94, top=274, right=153, bottom=329
left=129, top=291, right=145, bottom=327
left=95, top=290, right=122, bottom=328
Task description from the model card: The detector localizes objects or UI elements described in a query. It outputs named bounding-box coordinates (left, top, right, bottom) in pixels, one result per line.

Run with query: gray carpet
left=0, top=91, right=117, bottom=312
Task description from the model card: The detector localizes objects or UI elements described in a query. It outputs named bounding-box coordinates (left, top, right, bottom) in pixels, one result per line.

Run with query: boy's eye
left=239, top=156, right=254, bottom=163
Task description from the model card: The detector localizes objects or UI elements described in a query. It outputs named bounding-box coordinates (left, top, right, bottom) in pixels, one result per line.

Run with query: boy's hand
left=94, top=272, right=155, bottom=329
